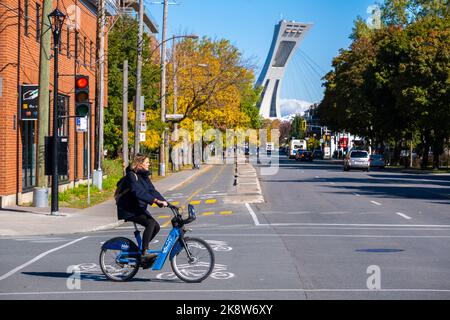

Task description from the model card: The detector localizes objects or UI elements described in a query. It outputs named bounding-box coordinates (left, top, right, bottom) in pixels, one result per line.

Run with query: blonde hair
left=130, top=154, right=149, bottom=171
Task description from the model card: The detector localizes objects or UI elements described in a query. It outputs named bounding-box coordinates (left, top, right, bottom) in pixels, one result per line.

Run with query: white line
left=396, top=212, right=413, bottom=220
left=255, top=222, right=450, bottom=228
left=353, top=193, right=361, bottom=197
left=245, top=203, right=261, bottom=226
left=2, top=288, right=450, bottom=296
left=0, top=237, right=89, bottom=281
left=371, top=201, right=382, bottom=206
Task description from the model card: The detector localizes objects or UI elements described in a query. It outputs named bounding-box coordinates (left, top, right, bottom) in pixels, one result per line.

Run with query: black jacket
left=117, top=167, right=167, bottom=221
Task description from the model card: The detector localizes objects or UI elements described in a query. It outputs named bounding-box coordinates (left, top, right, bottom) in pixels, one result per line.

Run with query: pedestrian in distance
left=116, top=154, right=169, bottom=261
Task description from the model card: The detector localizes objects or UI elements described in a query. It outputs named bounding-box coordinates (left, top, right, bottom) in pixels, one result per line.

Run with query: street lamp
left=48, top=7, right=66, bottom=216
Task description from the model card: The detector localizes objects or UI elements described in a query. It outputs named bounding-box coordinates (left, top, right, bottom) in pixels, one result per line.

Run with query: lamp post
left=48, top=7, right=66, bottom=216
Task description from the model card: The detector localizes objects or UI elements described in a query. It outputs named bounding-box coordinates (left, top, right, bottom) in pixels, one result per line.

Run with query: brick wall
left=0, top=0, right=107, bottom=200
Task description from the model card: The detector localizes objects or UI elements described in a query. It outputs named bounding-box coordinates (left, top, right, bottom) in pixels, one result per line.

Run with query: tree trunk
left=421, top=131, right=430, bottom=170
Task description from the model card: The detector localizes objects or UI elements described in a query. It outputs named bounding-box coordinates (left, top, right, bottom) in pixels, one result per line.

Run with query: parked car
left=370, top=154, right=386, bottom=168
left=296, top=150, right=313, bottom=162
left=313, top=150, right=324, bottom=160
left=344, top=150, right=370, bottom=171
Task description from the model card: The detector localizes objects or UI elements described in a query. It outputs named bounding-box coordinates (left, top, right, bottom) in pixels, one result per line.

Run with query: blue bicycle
left=99, top=204, right=215, bottom=283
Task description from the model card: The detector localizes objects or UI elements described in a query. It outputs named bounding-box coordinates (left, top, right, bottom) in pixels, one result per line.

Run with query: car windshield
left=351, top=151, right=368, bottom=158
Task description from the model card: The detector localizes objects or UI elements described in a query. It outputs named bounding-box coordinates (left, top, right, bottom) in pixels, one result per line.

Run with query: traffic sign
left=76, top=117, right=88, bottom=132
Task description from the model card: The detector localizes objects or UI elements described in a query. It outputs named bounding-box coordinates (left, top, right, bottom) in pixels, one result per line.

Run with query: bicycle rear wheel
left=99, top=237, right=140, bottom=282
left=170, top=237, right=215, bottom=283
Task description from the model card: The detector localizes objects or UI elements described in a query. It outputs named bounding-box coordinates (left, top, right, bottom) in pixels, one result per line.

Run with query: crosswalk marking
left=205, top=199, right=217, bottom=204
left=220, top=211, right=233, bottom=215
left=190, top=200, right=201, bottom=205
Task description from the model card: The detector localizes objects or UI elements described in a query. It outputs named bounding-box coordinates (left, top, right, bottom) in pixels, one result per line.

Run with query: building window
left=22, top=121, right=36, bottom=191
left=24, top=0, right=29, bottom=37
left=67, top=26, right=71, bottom=59
left=90, top=41, right=93, bottom=69
left=58, top=94, right=70, bottom=183
left=83, top=36, right=87, bottom=66
left=75, top=30, right=78, bottom=60
left=35, top=3, right=41, bottom=42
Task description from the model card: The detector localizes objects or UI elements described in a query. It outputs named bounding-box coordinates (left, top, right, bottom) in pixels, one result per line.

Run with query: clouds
left=280, top=99, right=313, bottom=117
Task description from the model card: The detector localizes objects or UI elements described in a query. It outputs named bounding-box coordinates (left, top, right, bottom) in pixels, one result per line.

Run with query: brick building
left=0, top=0, right=105, bottom=207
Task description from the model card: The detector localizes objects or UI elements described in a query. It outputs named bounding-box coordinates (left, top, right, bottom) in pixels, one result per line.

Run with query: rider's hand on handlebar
left=155, top=200, right=169, bottom=208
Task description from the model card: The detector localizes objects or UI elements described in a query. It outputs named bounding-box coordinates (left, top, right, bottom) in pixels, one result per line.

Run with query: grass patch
left=58, top=159, right=123, bottom=209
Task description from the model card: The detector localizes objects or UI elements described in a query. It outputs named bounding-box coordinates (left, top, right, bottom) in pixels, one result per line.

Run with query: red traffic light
left=76, top=77, right=89, bottom=89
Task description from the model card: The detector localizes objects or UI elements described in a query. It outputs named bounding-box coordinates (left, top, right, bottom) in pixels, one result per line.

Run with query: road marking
left=205, top=199, right=217, bottom=204
left=371, top=201, right=382, bottom=206
left=181, top=165, right=226, bottom=209
left=161, top=219, right=172, bottom=228
left=3, top=288, right=450, bottom=296
left=171, top=202, right=180, bottom=206
left=396, top=212, right=412, bottom=220
left=202, top=212, right=215, bottom=216
left=245, top=203, right=261, bottom=226
left=189, top=200, right=201, bottom=205
left=249, top=222, right=450, bottom=228
left=0, top=237, right=88, bottom=282
left=353, top=193, right=361, bottom=197
left=158, top=215, right=171, bottom=219
left=220, top=211, right=233, bottom=215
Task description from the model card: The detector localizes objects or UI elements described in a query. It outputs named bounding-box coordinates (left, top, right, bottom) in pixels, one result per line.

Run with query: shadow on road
left=21, top=272, right=184, bottom=283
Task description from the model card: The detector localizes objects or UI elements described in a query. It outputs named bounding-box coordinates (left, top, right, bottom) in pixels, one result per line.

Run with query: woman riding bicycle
left=117, top=154, right=168, bottom=261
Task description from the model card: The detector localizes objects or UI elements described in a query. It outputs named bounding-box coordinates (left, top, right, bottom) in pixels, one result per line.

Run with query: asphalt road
left=1, top=156, right=450, bottom=300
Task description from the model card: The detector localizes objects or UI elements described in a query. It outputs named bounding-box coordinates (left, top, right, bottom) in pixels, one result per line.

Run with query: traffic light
left=75, top=75, right=89, bottom=117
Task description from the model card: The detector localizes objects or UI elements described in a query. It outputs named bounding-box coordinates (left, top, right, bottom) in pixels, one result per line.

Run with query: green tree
left=105, top=16, right=162, bottom=157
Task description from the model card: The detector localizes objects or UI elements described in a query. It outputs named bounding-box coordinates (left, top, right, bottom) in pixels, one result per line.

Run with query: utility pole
left=94, top=0, right=105, bottom=190
left=34, top=0, right=52, bottom=208
left=123, top=60, right=129, bottom=170
left=172, top=37, right=179, bottom=172
left=159, top=0, right=169, bottom=176
left=134, top=0, right=144, bottom=157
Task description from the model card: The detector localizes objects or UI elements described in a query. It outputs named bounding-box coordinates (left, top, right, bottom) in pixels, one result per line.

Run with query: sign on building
left=20, top=85, right=39, bottom=121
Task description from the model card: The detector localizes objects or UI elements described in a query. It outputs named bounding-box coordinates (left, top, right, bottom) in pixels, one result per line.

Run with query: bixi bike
left=99, top=204, right=215, bottom=283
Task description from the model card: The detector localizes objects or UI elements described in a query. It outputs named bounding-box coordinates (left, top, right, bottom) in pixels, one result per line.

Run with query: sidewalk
left=224, top=161, right=264, bottom=204
left=0, top=165, right=212, bottom=237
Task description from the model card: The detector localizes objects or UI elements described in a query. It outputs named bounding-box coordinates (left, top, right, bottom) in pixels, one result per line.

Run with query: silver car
left=344, top=150, right=370, bottom=172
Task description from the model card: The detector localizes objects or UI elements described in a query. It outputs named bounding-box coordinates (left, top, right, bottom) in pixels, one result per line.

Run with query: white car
left=344, top=150, right=370, bottom=172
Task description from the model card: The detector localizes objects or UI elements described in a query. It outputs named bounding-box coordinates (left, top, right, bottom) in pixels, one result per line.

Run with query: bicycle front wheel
left=170, top=237, right=215, bottom=283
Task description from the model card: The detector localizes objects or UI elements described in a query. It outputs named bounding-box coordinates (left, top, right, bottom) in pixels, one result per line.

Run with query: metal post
left=159, top=0, right=168, bottom=176
left=134, top=0, right=144, bottom=156
left=50, top=21, right=60, bottom=216
left=87, top=106, right=91, bottom=207
left=123, top=60, right=129, bottom=168
left=94, top=0, right=105, bottom=190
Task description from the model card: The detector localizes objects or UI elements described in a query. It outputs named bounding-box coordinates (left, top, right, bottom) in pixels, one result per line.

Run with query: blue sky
left=148, top=0, right=377, bottom=106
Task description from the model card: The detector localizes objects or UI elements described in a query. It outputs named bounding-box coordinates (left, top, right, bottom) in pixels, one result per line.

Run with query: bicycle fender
left=102, top=237, right=138, bottom=253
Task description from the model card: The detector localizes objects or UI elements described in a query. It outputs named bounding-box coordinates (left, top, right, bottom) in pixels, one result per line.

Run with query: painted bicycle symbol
left=156, top=263, right=234, bottom=281
left=205, top=240, right=233, bottom=252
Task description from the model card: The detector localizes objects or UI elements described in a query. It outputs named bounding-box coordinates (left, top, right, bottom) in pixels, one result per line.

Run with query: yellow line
left=161, top=219, right=172, bottom=228
left=202, top=212, right=215, bottom=216
left=190, top=200, right=201, bottom=205
left=205, top=199, right=217, bottom=204
left=171, top=202, right=180, bottom=206
left=181, top=165, right=227, bottom=210
left=158, top=215, right=171, bottom=219
left=220, top=211, right=233, bottom=215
